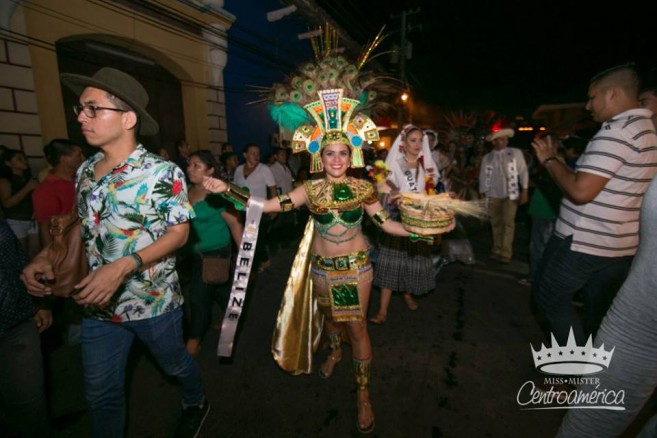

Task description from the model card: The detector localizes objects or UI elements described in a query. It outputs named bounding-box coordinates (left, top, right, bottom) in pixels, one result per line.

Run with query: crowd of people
left=2, top=60, right=657, bottom=437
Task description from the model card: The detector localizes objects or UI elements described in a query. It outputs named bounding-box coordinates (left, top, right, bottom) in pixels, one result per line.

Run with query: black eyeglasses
left=73, top=104, right=127, bottom=118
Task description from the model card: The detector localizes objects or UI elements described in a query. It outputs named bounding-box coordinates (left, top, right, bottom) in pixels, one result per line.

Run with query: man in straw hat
left=20, top=67, right=208, bottom=437
left=478, top=127, right=529, bottom=264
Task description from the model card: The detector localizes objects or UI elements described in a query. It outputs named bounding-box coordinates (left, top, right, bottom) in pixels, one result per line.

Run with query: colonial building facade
left=0, top=0, right=234, bottom=170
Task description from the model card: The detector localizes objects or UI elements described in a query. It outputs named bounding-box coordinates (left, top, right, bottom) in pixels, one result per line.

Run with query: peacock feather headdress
left=264, top=24, right=394, bottom=173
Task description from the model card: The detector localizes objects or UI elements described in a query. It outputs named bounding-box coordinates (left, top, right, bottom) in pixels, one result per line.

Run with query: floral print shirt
left=76, top=145, right=194, bottom=322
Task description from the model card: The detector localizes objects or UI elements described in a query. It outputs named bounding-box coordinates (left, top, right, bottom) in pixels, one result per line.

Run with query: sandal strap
left=356, top=400, right=375, bottom=433
left=319, top=352, right=342, bottom=378
left=369, top=313, right=386, bottom=324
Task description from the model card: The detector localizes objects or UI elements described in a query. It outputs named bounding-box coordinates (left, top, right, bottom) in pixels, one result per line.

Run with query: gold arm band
left=277, top=193, right=295, bottom=212
left=371, top=209, right=390, bottom=227
left=222, top=182, right=250, bottom=208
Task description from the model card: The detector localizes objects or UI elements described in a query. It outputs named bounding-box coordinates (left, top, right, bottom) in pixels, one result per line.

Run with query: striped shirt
left=555, top=108, right=657, bottom=257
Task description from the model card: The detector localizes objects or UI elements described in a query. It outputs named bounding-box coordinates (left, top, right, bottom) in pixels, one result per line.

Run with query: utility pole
left=391, top=8, right=421, bottom=127
left=400, top=11, right=407, bottom=86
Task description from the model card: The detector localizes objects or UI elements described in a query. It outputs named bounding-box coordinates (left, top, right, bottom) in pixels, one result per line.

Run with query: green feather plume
left=358, top=90, right=368, bottom=106
left=268, top=102, right=312, bottom=131
left=261, top=24, right=395, bottom=124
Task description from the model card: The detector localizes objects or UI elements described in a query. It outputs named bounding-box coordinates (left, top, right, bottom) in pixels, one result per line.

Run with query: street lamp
left=398, top=91, right=412, bottom=125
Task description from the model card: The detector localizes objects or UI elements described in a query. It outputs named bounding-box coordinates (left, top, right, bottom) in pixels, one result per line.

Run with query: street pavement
left=42, top=217, right=657, bottom=437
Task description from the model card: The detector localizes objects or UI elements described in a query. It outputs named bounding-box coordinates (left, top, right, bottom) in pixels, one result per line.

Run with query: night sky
left=315, top=0, right=656, bottom=116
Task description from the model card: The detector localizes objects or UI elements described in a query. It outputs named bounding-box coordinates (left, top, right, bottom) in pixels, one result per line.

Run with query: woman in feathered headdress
left=203, top=25, right=443, bottom=433
left=369, top=124, right=441, bottom=323
left=203, top=88, right=438, bottom=433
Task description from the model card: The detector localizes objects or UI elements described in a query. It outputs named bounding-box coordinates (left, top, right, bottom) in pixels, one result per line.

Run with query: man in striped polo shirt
left=531, top=63, right=657, bottom=345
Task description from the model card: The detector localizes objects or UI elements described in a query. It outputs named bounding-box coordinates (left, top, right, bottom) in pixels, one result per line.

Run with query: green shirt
left=190, top=194, right=231, bottom=253
left=528, top=188, right=558, bottom=220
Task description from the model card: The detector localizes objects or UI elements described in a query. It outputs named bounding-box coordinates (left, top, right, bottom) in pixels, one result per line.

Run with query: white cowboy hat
left=485, top=128, right=514, bottom=142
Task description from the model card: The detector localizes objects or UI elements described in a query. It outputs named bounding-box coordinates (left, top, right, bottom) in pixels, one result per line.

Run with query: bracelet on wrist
left=221, top=182, right=250, bottom=210
left=129, top=253, right=143, bottom=271
left=409, top=233, right=434, bottom=244
left=542, top=156, right=558, bottom=166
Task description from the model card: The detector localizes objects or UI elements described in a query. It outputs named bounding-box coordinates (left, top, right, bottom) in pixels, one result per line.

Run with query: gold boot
left=318, top=332, right=341, bottom=379
left=353, top=358, right=375, bottom=434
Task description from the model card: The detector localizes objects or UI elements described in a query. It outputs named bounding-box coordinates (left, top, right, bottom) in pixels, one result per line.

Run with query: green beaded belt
left=311, top=250, right=370, bottom=272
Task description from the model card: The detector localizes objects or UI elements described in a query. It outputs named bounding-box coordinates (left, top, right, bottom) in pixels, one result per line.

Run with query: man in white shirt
left=234, top=144, right=276, bottom=271
left=478, top=128, right=529, bottom=264
left=282, top=140, right=301, bottom=177
left=269, top=147, right=294, bottom=195
left=532, top=64, right=657, bottom=347
left=268, top=147, right=296, bottom=247
left=234, top=144, right=276, bottom=199
left=543, top=65, right=657, bottom=438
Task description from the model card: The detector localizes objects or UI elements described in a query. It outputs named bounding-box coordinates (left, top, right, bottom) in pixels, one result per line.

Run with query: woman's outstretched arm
left=202, top=176, right=308, bottom=214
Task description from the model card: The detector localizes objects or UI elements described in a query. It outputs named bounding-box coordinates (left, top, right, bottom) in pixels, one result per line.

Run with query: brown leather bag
left=46, top=212, right=89, bottom=297
left=202, top=255, right=230, bottom=284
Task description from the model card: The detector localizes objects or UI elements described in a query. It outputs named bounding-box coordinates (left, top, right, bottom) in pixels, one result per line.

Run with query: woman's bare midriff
left=311, top=230, right=368, bottom=258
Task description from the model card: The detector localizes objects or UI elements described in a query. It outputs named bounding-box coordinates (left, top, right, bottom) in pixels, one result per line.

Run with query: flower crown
left=401, top=124, right=419, bottom=138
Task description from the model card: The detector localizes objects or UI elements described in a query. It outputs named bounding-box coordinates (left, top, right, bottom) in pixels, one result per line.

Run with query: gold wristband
left=277, top=193, right=295, bottom=212
left=223, top=182, right=250, bottom=208
left=372, top=208, right=390, bottom=227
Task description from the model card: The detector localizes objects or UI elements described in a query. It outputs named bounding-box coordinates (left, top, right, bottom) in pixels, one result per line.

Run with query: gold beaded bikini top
left=304, top=178, right=377, bottom=243
left=305, top=178, right=377, bottom=215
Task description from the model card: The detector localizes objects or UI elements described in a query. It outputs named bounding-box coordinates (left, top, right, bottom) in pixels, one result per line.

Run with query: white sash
left=403, top=169, right=419, bottom=193
left=217, top=197, right=264, bottom=357
left=398, top=157, right=420, bottom=193
left=483, top=156, right=519, bottom=200
left=507, top=158, right=519, bottom=200
left=484, top=164, right=493, bottom=211
left=484, top=164, right=493, bottom=194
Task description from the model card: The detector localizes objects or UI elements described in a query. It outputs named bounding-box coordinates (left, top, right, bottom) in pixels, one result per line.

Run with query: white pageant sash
left=507, top=158, right=519, bottom=200
left=217, top=197, right=264, bottom=357
left=484, top=164, right=493, bottom=213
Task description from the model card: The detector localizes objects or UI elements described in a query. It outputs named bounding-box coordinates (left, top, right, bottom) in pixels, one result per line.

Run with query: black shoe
left=175, top=401, right=210, bottom=438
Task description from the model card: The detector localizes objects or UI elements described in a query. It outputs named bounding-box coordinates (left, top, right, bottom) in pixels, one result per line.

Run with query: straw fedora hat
left=61, top=67, right=159, bottom=135
left=485, top=128, right=514, bottom=142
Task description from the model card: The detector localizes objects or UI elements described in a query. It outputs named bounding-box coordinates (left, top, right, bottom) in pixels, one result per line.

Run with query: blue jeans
left=81, top=308, right=203, bottom=438
left=532, top=234, right=633, bottom=345
left=0, top=319, right=51, bottom=437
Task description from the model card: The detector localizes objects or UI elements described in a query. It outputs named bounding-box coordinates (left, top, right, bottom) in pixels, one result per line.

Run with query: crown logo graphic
left=531, top=328, right=615, bottom=375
